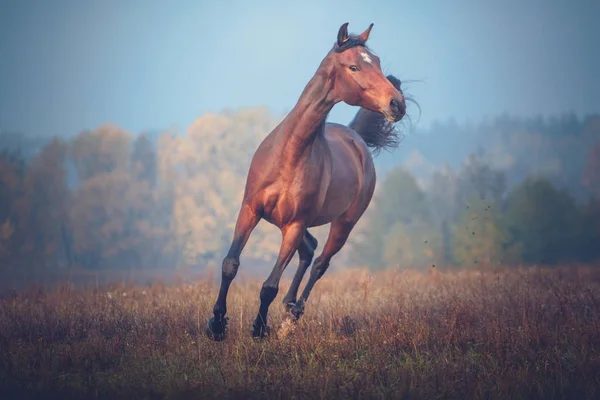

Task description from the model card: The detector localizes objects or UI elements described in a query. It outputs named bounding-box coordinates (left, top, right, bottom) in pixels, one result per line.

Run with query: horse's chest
left=260, top=170, right=329, bottom=227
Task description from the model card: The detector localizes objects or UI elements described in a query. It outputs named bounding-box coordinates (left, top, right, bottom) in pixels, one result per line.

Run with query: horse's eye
left=348, top=65, right=359, bottom=72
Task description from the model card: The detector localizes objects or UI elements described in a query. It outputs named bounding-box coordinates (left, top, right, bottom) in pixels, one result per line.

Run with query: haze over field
left=0, top=1, right=599, bottom=282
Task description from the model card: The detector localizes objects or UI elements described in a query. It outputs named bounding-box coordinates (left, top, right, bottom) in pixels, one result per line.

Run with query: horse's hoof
left=289, top=301, right=305, bottom=321
left=284, top=301, right=296, bottom=313
left=206, top=316, right=228, bottom=342
left=251, top=323, right=271, bottom=339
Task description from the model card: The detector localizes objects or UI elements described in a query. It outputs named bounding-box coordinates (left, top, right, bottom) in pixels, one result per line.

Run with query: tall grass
left=1, top=266, right=599, bottom=399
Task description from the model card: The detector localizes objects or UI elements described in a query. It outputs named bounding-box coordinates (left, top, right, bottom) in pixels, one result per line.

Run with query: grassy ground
left=1, top=265, right=599, bottom=399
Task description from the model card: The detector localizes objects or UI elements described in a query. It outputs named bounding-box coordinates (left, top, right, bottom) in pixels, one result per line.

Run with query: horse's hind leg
left=282, top=230, right=318, bottom=314
left=207, top=204, right=260, bottom=341
left=289, top=219, right=355, bottom=321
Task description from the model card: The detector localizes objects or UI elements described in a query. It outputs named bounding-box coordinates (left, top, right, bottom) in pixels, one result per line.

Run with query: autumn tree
left=131, top=133, right=157, bottom=186
left=20, top=138, right=70, bottom=268
left=69, top=124, right=132, bottom=182
left=68, top=126, right=135, bottom=268
left=0, top=150, right=26, bottom=266
left=156, top=108, right=292, bottom=267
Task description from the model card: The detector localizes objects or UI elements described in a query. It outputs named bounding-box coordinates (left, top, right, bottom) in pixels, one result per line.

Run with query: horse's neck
left=277, top=61, right=338, bottom=161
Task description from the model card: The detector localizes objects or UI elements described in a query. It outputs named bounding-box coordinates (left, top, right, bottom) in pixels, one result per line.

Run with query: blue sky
left=1, top=0, right=599, bottom=138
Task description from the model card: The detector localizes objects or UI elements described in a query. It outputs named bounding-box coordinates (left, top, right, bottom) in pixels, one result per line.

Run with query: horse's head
left=329, top=23, right=406, bottom=123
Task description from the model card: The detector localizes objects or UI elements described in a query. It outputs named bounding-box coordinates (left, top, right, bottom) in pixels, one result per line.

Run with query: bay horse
left=207, top=22, right=406, bottom=340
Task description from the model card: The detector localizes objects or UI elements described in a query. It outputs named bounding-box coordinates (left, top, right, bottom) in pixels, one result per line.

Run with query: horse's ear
left=358, top=23, right=374, bottom=42
left=337, top=22, right=349, bottom=46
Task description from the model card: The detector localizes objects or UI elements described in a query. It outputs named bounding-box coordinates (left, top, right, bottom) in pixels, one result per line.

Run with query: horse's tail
left=348, top=74, right=404, bottom=156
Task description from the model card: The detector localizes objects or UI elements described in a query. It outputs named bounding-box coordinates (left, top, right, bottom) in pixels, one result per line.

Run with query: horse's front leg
left=252, top=222, right=305, bottom=338
left=207, top=204, right=259, bottom=341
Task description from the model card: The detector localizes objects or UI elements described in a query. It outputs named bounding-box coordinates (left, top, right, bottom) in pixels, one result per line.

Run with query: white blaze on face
left=360, top=51, right=372, bottom=64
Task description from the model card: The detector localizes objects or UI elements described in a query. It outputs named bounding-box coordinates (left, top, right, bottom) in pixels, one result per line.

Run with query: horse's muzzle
left=388, top=97, right=406, bottom=122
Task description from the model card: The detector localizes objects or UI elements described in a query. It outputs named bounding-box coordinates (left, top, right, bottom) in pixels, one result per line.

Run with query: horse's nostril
left=389, top=98, right=404, bottom=117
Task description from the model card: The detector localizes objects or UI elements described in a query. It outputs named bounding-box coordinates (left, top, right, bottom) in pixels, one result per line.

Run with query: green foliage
left=383, top=221, right=442, bottom=268
left=504, top=177, right=581, bottom=265
left=582, top=138, right=600, bottom=200
left=352, top=167, right=441, bottom=269
left=455, top=150, right=507, bottom=206
left=451, top=195, right=518, bottom=267
left=355, top=141, right=600, bottom=270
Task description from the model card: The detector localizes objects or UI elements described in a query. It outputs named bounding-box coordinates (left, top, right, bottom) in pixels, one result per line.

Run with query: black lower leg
left=283, top=231, right=317, bottom=310
left=252, top=284, right=278, bottom=338
left=289, top=255, right=330, bottom=319
left=251, top=223, right=304, bottom=338
left=207, top=257, right=239, bottom=341
left=207, top=205, right=259, bottom=342
left=291, top=219, right=355, bottom=320
left=301, top=256, right=330, bottom=298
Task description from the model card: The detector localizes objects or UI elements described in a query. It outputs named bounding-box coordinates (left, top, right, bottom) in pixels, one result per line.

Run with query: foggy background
left=1, top=0, right=599, bottom=290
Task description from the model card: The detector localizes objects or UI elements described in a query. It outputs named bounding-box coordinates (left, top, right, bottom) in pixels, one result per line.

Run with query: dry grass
left=1, top=266, right=600, bottom=399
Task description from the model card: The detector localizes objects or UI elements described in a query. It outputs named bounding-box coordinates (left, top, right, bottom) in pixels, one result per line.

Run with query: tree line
left=351, top=149, right=600, bottom=269
left=1, top=109, right=599, bottom=271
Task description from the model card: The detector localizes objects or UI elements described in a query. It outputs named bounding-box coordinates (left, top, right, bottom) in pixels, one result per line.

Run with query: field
left=1, top=266, right=599, bottom=399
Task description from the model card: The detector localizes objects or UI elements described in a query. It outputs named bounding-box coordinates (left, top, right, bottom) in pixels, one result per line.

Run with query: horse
left=207, top=22, right=406, bottom=341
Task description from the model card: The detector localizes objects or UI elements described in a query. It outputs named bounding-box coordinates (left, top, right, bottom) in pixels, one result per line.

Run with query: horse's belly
left=309, top=162, right=362, bottom=226
left=309, top=193, right=354, bottom=226
left=309, top=127, right=375, bottom=227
